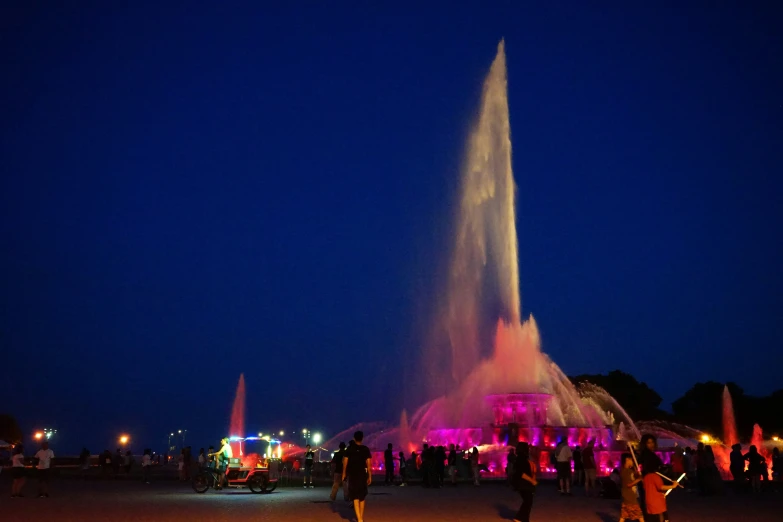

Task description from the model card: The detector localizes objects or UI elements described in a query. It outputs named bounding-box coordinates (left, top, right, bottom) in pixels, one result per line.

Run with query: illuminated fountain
left=326, top=41, right=639, bottom=477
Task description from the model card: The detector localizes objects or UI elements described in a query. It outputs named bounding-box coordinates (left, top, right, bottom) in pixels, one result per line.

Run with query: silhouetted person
left=772, top=447, right=781, bottom=483
left=79, top=447, right=90, bottom=479
left=124, top=450, right=133, bottom=474
left=470, top=446, right=480, bottom=486
left=342, top=431, right=372, bottom=522
left=507, top=446, right=517, bottom=486
left=435, top=446, right=446, bottom=487
left=398, top=451, right=408, bottom=486
left=572, top=445, right=583, bottom=486
left=35, top=440, right=54, bottom=497
left=10, top=444, right=26, bottom=497
left=329, top=442, right=348, bottom=501
left=113, top=448, right=122, bottom=477
left=554, top=438, right=572, bottom=495
left=582, top=439, right=597, bottom=496
left=511, top=442, right=537, bottom=522
left=447, top=444, right=458, bottom=485
left=384, top=443, right=394, bottom=485
left=744, top=445, right=765, bottom=493
left=730, top=444, right=745, bottom=489
left=141, top=448, right=152, bottom=484
left=100, top=449, right=112, bottom=478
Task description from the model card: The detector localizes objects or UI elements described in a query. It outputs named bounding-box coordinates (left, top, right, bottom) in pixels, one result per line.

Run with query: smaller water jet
left=722, top=385, right=738, bottom=447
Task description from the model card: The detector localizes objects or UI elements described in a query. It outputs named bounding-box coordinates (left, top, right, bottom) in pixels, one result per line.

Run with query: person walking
left=303, top=444, right=315, bottom=488
left=329, top=442, right=348, bottom=501
left=34, top=440, right=54, bottom=498
left=384, top=443, right=394, bottom=486
left=511, top=442, right=537, bottom=522
left=582, top=439, right=598, bottom=497
left=11, top=444, right=26, bottom=498
left=342, top=431, right=372, bottom=522
left=554, top=438, right=572, bottom=495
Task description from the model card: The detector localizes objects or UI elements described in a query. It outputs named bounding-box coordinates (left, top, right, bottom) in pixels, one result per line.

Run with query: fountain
left=326, top=41, right=638, bottom=477
left=229, top=373, right=246, bottom=456
left=722, top=385, right=738, bottom=447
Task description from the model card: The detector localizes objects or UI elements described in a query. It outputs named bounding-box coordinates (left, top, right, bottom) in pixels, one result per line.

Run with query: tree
left=569, top=370, right=667, bottom=422
left=0, top=414, right=23, bottom=444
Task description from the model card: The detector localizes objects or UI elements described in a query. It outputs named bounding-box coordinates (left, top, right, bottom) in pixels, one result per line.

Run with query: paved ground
left=1, top=477, right=781, bottom=521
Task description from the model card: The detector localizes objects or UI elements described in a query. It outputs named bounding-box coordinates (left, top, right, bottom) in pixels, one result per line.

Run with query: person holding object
left=342, top=431, right=372, bottom=522
left=511, top=442, right=537, bottom=522
left=619, top=453, right=643, bottom=522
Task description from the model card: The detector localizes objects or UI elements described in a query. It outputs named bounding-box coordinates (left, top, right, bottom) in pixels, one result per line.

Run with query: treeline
left=569, top=370, right=783, bottom=441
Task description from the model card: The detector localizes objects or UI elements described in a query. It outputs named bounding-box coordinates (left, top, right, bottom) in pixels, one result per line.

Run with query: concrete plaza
left=1, top=477, right=780, bottom=521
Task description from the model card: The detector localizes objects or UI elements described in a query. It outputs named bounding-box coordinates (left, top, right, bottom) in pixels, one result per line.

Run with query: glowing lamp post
left=119, top=435, right=129, bottom=446
left=34, top=432, right=44, bottom=441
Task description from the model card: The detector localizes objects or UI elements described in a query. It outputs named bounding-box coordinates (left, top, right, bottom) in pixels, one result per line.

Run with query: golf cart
left=192, top=436, right=281, bottom=494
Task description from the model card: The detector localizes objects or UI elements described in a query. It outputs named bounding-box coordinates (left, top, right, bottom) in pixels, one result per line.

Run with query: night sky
left=2, top=2, right=781, bottom=453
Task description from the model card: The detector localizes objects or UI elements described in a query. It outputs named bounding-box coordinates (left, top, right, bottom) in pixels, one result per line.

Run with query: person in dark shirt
left=435, top=446, right=446, bottom=487
left=329, top=442, right=348, bottom=501
left=572, top=446, right=583, bottom=487
left=384, top=443, right=394, bottom=486
left=342, top=431, right=372, bottom=522
left=448, top=444, right=458, bottom=485
left=398, top=451, right=408, bottom=486
left=303, top=444, right=315, bottom=488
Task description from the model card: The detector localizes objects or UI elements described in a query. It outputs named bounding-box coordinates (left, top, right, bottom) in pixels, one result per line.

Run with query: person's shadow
left=494, top=502, right=517, bottom=520
left=595, top=511, right=616, bottom=522
left=330, top=501, right=354, bottom=521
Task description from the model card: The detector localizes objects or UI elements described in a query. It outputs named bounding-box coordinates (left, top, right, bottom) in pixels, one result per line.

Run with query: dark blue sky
left=2, top=2, right=781, bottom=453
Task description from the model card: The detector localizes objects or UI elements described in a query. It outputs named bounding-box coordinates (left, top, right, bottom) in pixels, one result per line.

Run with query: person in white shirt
left=208, top=438, right=233, bottom=489
left=198, top=448, right=207, bottom=469
left=34, top=441, right=54, bottom=498
left=141, top=448, right=152, bottom=484
left=554, top=438, right=573, bottom=495
left=11, top=444, right=26, bottom=497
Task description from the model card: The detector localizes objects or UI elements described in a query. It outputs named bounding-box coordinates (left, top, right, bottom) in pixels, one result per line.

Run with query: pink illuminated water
left=722, top=385, right=738, bottom=447
left=230, top=373, right=245, bottom=439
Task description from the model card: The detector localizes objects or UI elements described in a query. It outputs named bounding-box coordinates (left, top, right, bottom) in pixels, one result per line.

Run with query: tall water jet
left=722, top=385, right=738, bottom=447
left=432, top=39, right=521, bottom=395
left=230, top=374, right=246, bottom=439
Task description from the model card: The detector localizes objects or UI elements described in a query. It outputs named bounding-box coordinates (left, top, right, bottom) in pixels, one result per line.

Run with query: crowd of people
left=5, top=431, right=783, bottom=522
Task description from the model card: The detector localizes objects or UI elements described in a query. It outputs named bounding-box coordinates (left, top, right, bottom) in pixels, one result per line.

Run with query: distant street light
left=312, top=433, right=322, bottom=445
left=34, top=432, right=44, bottom=441
left=279, top=431, right=285, bottom=437
left=119, top=435, right=129, bottom=445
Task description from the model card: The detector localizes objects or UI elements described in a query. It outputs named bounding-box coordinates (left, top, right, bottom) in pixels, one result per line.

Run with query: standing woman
left=11, top=444, right=26, bottom=497
left=512, top=442, right=537, bottom=522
